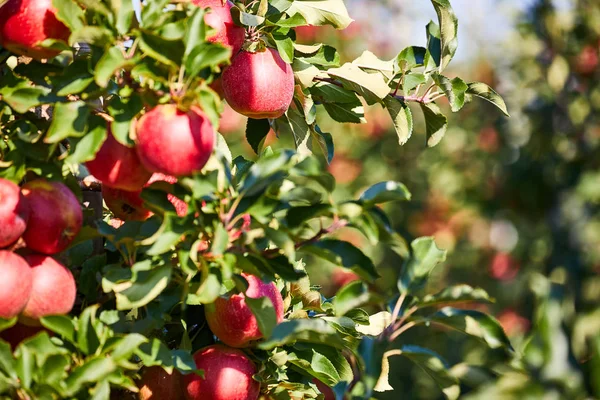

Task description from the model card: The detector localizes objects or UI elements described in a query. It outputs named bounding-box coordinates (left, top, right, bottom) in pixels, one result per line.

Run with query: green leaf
left=109, top=0, right=135, bottom=35
left=466, top=82, right=510, bottom=117
left=95, top=46, right=129, bottom=87
left=0, top=75, right=58, bottom=113
left=184, top=7, right=207, bottom=58
left=418, top=285, right=493, bottom=308
left=428, top=308, right=513, bottom=350
left=303, top=239, right=378, bottom=282
left=295, top=44, right=340, bottom=68
left=259, top=319, right=345, bottom=350
left=273, top=36, right=294, bottom=64
left=53, top=0, right=84, bottom=31
left=352, top=51, right=395, bottom=80
left=383, top=96, right=413, bottom=145
left=0, top=340, right=17, bottom=379
left=66, top=116, right=108, bottom=164
left=286, top=0, right=353, bottom=29
left=289, top=344, right=352, bottom=386
left=292, top=58, right=320, bottom=88
left=432, top=73, right=468, bottom=112
left=107, top=94, right=143, bottom=145
left=327, top=63, right=391, bottom=105
left=333, top=281, right=370, bottom=316
left=430, top=0, right=459, bottom=71
left=231, top=7, right=266, bottom=27
left=381, top=345, right=460, bottom=399
left=310, top=82, right=359, bottom=104
left=420, top=102, right=447, bottom=147
left=398, top=237, right=447, bottom=294
left=239, top=149, right=295, bottom=197
left=312, top=125, right=334, bottom=164
left=426, top=21, right=441, bottom=69
left=246, top=296, right=279, bottom=339
left=139, top=30, right=185, bottom=68
left=64, top=358, right=117, bottom=396
left=246, top=118, right=271, bottom=155
left=114, top=262, right=172, bottom=310
left=322, top=101, right=365, bottom=124
left=40, top=315, right=76, bottom=344
left=0, top=318, right=16, bottom=333
left=185, top=43, right=231, bottom=79
left=273, top=12, right=306, bottom=27
left=395, top=46, right=427, bottom=72
left=44, top=101, right=90, bottom=143
left=359, top=181, right=412, bottom=205
left=15, top=344, right=33, bottom=389
left=69, top=26, right=114, bottom=47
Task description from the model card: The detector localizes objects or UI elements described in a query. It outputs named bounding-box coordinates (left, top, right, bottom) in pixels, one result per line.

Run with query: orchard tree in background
left=0, top=0, right=510, bottom=399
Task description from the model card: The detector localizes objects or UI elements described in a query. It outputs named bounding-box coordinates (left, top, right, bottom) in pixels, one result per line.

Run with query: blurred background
left=222, top=0, right=600, bottom=398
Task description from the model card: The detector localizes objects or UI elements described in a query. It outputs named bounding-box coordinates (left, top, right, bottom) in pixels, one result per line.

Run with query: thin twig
left=389, top=321, right=417, bottom=341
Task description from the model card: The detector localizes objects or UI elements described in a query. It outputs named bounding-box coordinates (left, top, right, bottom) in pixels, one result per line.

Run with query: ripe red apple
left=21, top=180, right=82, bottom=255
left=136, top=105, right=215, bottom=176
left=0, top=323, right=46, bottom=349
left=205, top=274, right=284, bottom=348
left=86, top=131, right=152, bottom=191
left=0, top=178, right=30, bottom=248
left=192, top=0, right=245, bottom=55
left=0, top=251, right=32, bottom=319
left=20, top=254, right=76, bottom=325
left=0, top=0, right=70, bottom=60
left=313, top=379, right=335, bottom=400
left=183, top=344, right=260, bottom=400
left=222, top=47, right=294, bottom=119
left=103, top=173, right=188, bottom=221
left=138, top=367, right=184, bottom=400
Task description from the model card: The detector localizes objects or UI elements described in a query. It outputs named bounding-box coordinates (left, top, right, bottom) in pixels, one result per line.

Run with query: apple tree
left=0, top=0, right=510, bottom=399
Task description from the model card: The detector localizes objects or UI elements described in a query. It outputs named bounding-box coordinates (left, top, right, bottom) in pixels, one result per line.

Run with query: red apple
left=103, top=173, right=188, bottom=221
left=0, top=0, right=70, bottom=60
left=205, top=274, right=284, bottom=348
left=0, top=251, right=32, bottom=319
left=20, top=254, right=76, bottom=325
left=136, top=105, right=215, bottom=176
left=139, top=367, right=184, bottom=400
left=183, top=344, right=260, bottom=400
left=0, top=178, right=30, bottom=248
left=219, top=104, right=247, bottom=133
left=222, top=47, right=294, bottom=119
left=0, top=323, right=46, bottom=349
left=331, top=268, right=360, bottom=290
left=313, top=379, right=335, bottom=400
left=21, top=180, right=82, bottom=255
left=192, top=0, right=245, bottom=55
left=86, top=131, right=153, bottom=191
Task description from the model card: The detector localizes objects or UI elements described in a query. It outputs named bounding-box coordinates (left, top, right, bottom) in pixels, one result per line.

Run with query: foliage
left=0, top=0, right=512, bottom=399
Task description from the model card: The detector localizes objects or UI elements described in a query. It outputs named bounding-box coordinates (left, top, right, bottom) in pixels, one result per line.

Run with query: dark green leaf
left=420, top=102, right=447, bottom=147
left=466, top=82, right=509, bottom=117
left=384, top=96, right=413, bottom=145
left=398, top=237, right=447, bottom=294
left=418, top=285, right=493, bottom=308
left=359, top=181, right=412, bottom=205
left=430, top=0, right=459, bottom=71
left=259, top=319, right=345, bottom=350
left=139, top=30, right=185, bottom=68
left=303, top=239, right=378, bottom=281
left=428, top=308, right=513, bottom=350
left=432, top=73, right=468, bottom=112
left=246, top=118, right=271, bottom=155
left=333, top=281, right=370, bottom=316
left=246, top=295, right=279, bottom=339
left=44, top=101, right=90, bottom=143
